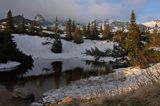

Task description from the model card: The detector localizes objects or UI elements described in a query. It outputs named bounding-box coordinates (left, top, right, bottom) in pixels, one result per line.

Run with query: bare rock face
left=12, top=88, right=34, bottom=101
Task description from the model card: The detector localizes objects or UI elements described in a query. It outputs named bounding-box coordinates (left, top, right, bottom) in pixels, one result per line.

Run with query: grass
left=83, top=66, right=160, bottom=106
left=48, top=65, right=160, bottom=106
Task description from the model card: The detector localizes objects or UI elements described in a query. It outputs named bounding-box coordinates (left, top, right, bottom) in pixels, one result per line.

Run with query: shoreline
left=32, top=63, right=160, bottom=105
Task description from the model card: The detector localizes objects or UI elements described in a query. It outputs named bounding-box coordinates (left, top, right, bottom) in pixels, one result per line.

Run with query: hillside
left=142, top=20, right=160, bottom=28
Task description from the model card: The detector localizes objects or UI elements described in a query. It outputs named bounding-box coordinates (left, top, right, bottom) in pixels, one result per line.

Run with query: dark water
left=0, top=59, right=113, bottom=106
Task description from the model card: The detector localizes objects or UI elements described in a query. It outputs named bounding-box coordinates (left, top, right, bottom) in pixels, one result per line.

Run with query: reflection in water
left=52, top=61, right=62, bottom=88
left=0, top=59, right=113, bottom=105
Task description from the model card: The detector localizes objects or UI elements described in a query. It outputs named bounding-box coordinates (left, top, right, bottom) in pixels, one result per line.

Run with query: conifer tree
left=73, top=26, right=83, bottom=44
left=51, top=35, right=62, bottom=53
left=6, top=10, right=14, bottom=32
left=17, top=15, right=25, bottom=33
left=28, top=22, right=35, bottom=34
left=65, top=18, right=72, bottom=40
left=72, top=20, right=76, bottom=32
left=126, top=11, right=141, bottom=50
left=100, top=24, right=103, bottom=33
left=82, top=25, right=87, bottom=36
left=102, top=24, right=112, bottom=39
left=92, top=21, right=98, bottom=38
left=125, top=10, right=143, bottom=66
left=86, top=22, right=91, bottom=38
left=38, top=25, right=43, bottom=36
left=114, top=29, right=125, bottom=46
left=150, top=24, right=159, bottom=46
left=54, top=17, right=59, bottom=34
left=51, top=17, right=62, bottom=53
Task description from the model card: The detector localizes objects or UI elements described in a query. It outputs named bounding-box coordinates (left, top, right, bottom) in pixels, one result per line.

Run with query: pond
left=0, top=58, right=113, bottom=106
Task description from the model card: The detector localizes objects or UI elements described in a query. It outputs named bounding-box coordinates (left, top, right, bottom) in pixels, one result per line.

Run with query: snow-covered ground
left=34, top=63, right=160, bottom=104
left=12, top=34, right=115, bottom=61
left=11, top=34, right=116, bottom=77
left=0, top=61, right=21, bottom=72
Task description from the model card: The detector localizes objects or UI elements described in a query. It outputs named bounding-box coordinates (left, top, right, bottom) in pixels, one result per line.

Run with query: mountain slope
left=142, top=20, right=160, bottom=27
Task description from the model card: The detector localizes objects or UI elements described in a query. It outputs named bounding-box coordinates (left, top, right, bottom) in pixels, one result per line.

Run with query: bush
left=85, top=47, right=107, bottom=58
left=51, top=35, right=62, bottom=53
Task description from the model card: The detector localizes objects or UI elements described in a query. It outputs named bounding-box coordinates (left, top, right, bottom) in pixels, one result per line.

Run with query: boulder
left=12, top=88, right=34, bottom=101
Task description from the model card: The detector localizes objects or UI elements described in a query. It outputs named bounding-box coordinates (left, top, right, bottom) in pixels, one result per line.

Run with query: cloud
left=125, top=0, right=146, bottom=5
left=0, top=0, right=146, bottom=23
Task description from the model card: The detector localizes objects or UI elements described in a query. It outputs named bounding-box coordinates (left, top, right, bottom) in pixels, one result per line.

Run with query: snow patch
left=39, top=63, right=160, bottom=104
left=0, top=61, right=21, bottom=72
left=12, top=34, right=114, bottom=61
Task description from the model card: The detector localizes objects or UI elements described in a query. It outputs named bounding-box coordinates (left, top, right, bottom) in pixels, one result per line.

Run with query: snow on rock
left=149, top=47, right=160, bottom=51
left=0, top=61, right=21, bottom=72
left=38, top=63, right=160, bottom=104
left=12, top=34, right=114, bottom=61
left=42, top=30, right=54, bottom=34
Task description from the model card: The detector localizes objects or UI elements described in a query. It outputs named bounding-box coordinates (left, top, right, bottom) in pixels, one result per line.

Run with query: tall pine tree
left=52, top=17, right=62, bottom=53
left=102, top=24, right=112, bottom=40
left=72, top=20, right=76, bottom=32
left=86, top=22, right=91, bottom=38
left=28, top=21, right=35, bottom=34
left=53, top=17, right=59, bottom=34
left=17, top=15, right=25, bottom=33
left=82, top=25, right=87, bottom=36
left=125, top=10, right=144, bottom=66
left=6, top=10, right=14, bottom=32
left=92, top=21, right=98, bottom=39
left=73, top=26, right=83, bottom=44
left=65, top=18, right=72, bottom=40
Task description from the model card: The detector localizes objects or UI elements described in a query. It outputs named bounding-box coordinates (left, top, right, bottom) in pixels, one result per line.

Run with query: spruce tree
left=86, top=22, right=91, bottom=38
left=150, top=24, right=159, bottom=46
left=38, top=25, right=43, bottom=36
left=51, top=35, right=62, bottom=53
left=92, top=21, right=98, bottom=39
left=51, top=17, right=62, bottom=53
left=114, top=29, right=125, bottom=46
left=100, top=24, right=103, bottom=33
left=28, top=22, right=35, bottom=34
left=73, top=26, right=83, bottom=44
left=65, top=18, right=72, bottom=40
left=125, top=10, right=143, bottom=66
left=72, top=20, right=76, bottom=32
left=17, top=15, right=25, bottom=34
left=6, top=10, right=14, bottom=32
left=102, top=24, right=112, bottom=40
left=82, top=25, right=87, bottom=36
left=54, top=17, right=59, bottom=34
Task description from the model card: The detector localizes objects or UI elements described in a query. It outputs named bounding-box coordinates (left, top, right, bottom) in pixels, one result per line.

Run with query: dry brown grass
left=82, top=66, right=160, bottom=106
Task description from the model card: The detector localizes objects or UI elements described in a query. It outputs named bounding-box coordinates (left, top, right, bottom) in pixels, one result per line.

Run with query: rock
left=31, top=102, right=43, bottom=106
left=12, top=88, right=35, bottom=101
left=62, top=96, right=74, bottom=103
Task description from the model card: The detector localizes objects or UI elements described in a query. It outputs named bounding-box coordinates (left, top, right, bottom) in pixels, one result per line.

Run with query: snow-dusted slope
left=38, top=63, right=160, bottom=104
left=142, top=20, right=160, bottom=27
left=0, top=61, right=20, bottom=72
left=12, top=34, right=114, bottom=60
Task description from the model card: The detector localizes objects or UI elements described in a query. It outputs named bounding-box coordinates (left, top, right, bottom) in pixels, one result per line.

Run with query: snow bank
left=42, top=30, right=54, bottom=34
left=38, top=63, right=160, bottom=104
left=0, top=61, right=21, bottom=72
left=12, top=34, right=114, bottom=61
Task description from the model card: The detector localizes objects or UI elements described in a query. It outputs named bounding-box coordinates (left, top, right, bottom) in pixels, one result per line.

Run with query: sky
left=0, top=0, right=160, bottom=23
